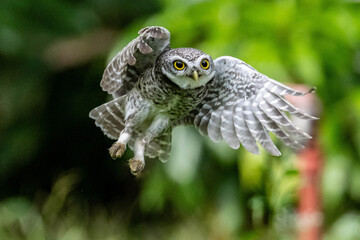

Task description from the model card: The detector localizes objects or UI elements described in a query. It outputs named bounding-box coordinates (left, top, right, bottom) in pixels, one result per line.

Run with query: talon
left=129, top=158, right=145, bottom=175
left=109, top=142, right=126, bottom=159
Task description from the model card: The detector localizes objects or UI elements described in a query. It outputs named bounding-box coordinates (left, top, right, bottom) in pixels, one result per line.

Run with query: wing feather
left=183, top=56, right=316, bottom=155
left=89, top=97, right=126, bottom=140
left=207, top=107, right=224, bottom=143
left=258, top=96, right=311, bottom=139
left=243, top=101, right=281, bottom=156
left=195, top=92, right=220, bottom=135
left=234, top=101, right=259, bottom=154
left=197, top=113, right=210, bottom=136
left=264, top=79, right=315, bottom=97
left=220, top=104, right=240, bottom=149
left=263, top=90, right=317, bottom=120
left=252, top=103, right=304, bottom=149
left=100, top=26, right=170, bottom=98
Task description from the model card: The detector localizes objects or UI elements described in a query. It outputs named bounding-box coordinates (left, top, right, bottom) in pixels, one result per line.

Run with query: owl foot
left=129, top=158, right=145, bottom=175
left=109, top=142, right=126, bottom=159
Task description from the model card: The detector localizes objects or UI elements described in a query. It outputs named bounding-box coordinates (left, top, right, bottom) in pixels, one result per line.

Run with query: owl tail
left=146, top=129, right=172, bottom=162
left=127, top=128, right=172, bottom=163
left=89, top=97, right=126, bottom=140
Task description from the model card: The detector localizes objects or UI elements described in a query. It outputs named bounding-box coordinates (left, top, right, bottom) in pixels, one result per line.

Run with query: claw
left=129, top=158, right=145, bottom=175
left=109, top=142, right=126, bottom=159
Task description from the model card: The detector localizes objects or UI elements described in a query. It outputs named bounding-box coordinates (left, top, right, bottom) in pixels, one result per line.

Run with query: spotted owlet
left=90, top=26, right=317, bottom=175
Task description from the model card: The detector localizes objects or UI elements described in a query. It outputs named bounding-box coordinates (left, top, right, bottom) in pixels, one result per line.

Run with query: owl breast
left=136, top=67, right=209, bottom=120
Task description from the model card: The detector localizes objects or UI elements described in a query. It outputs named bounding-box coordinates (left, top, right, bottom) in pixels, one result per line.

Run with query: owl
left=90, top=26, right=317, bottom=175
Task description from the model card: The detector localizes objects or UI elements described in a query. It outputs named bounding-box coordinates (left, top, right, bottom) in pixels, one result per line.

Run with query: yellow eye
left=201, top=59, right=210, bottom=69
left=173, top=60, right=185, bottom=70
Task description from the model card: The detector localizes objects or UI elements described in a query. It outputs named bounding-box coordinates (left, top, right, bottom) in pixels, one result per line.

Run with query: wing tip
left=89, top=108, right=98, bottom=120
left=242, top=144, right=260, bottom=155
left=264, top=145, right=281, bottom=156
left=270, top=149, right=281, bottom=156
left=138, top=26, right=170, bottom=39
left=228, top=142, right=241, bottom=150
left=308, top=86, right=316, bottom=94
left=208, top=135, right=223, bottom=143
left=297, top=114, right=319, bottom=121
left=298, top=130, right=312, bottom=140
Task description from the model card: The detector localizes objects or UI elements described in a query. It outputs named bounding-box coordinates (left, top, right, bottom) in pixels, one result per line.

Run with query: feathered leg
left=129, top=114, right=170, bottom=175
left=109, top=125, right=133, bottom=159
left=109, top=93, right=151, bottom=159
left=129, top=139, right=146, bottom=175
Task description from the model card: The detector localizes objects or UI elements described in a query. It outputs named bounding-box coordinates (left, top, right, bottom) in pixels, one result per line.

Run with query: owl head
left=158, top=48, right=215, bottom=89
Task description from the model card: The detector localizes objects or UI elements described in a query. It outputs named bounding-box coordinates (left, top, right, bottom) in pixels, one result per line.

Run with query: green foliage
left=0, top=0, right=360, bottom=239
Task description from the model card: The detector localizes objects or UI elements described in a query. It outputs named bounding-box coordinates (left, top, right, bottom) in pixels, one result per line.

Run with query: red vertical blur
left=286, top=85, right=322, bottom=240
left=297, top=138, right=323, bottom=240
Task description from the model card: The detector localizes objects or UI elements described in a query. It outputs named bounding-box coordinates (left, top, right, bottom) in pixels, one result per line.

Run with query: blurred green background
left=1, top=0, right=360, bottom=239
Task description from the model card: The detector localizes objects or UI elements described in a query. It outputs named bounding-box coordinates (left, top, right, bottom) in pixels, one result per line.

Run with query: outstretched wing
left=100, top=26, right=171, bottom=98
left=184, top=56, right=317, bottom=156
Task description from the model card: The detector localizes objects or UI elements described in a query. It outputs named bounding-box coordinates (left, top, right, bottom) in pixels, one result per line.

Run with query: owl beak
left=192, top=71, right=199, bottom=82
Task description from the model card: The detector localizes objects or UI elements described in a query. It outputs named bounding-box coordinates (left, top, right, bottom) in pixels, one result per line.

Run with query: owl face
left=159, top=48, right=215, bottom=89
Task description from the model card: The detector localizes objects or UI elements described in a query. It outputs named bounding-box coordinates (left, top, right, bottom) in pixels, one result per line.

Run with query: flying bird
left=90, top=26, right=317, bottom=175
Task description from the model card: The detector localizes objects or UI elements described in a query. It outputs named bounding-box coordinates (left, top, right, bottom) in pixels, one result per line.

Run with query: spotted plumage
left=89, top=26, right=317, bottom=175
